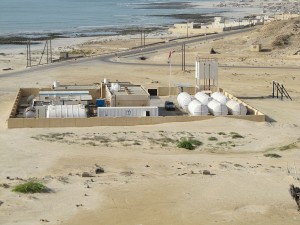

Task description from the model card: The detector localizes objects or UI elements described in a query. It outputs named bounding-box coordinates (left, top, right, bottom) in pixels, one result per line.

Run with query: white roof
left=40, top=91, right=89, bottom=95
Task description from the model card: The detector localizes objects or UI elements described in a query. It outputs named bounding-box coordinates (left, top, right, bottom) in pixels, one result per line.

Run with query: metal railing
left=272, top=80, right=292, bottom=101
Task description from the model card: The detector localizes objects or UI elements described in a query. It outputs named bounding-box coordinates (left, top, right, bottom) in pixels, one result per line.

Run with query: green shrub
left=208, top=137, right=218, bottom=141
left=232, top=134, right=244, bottom=139
left=218, top=132, right=226, bottom=135
left=12, top=182, right=50, bottom=194
left=264, top=153, right=282, bottom=158
left=279, top=143, right=297, bottom=151
left=177, top=139, right=194, bottom=150
left=177, top=138, right=203, bottom=150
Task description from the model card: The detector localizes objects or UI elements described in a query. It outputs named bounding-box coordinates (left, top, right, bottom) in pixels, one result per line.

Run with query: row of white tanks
left=177, top=92, right=247, bottom=116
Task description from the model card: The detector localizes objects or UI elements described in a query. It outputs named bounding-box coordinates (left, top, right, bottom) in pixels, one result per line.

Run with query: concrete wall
left=7, top=114, right=265, bottom=129
left=158, top=87, right=197, bottom=96
left=169, top=27, right=223, bottom=35
left=7, top=87, right=266, bottom=128
left=9, top=89, right=22, bottom=118
left=223, top=91, right=264, bottom=116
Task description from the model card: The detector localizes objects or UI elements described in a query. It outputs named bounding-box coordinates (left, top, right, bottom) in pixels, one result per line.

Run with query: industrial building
left=104, top=81, right=150, bottom=107
left=7, top=62, right=265, bottom=128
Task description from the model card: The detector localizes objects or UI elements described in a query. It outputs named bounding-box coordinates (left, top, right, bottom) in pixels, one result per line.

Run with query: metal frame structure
left=195, top=58, right=218, bottom=91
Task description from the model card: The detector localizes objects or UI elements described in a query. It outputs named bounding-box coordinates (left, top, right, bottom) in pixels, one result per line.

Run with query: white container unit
left=47, top=104, right=87, bottom=118
left=53, top=80, right=60, bottom=88
left=97, top=107, right=158, bottom=117
left=226, top=99, right=247, bottom=115
left=211, top=92, right=228, bottom=104
left=194, top=92, right=213, bottom=105
left=207, top=99, right=228, bottom=116
left=110, top=83, right=121, bottom=92
left=188, top=100, right=209, bottom=116
left=177, top=92, right=192, bottom=111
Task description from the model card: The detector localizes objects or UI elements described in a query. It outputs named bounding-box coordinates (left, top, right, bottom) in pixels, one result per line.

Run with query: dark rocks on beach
left=82, top=172, right=94, bottom=178
left=152, top=14, right=215, bottom=24
left=95, top=167, right=104, bottom=174
left=136, top=2, right=194, bottom=10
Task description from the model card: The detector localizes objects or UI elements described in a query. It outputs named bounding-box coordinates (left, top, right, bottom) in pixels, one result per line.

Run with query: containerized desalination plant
left=47, top=104, right=87, bottom=118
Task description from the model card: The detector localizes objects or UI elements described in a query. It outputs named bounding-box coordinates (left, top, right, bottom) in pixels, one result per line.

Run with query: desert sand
left=0, top=18, right=300, bottom=225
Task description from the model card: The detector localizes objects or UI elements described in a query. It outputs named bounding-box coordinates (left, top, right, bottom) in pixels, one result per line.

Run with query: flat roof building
left=105, top=82, right=150, bottom=107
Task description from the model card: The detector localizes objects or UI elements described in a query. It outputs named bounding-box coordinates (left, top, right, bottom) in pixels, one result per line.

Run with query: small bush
left=217, top=142, right=228, bottom=146
left=133, top=141, right=141, bottom=145
left=218, top=132, right=226, bottom=135
left=232, top=134, right=244, bottom=139
left=189, top=139, right=203, bottom=146
left=279, top=143, right=297, bottom=151
left=12, top=182, right=50, bottom=194
left=272, top=34, right=291, bottom=47
left=208, top=137, right=218, bottom=141
left=264, top=153, right=282, bottom=158
left=177, top=139, right=194, bottom=150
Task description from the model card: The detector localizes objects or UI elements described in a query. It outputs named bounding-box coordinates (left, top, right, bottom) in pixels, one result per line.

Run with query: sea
left=0, top=0, right=227, bottom=38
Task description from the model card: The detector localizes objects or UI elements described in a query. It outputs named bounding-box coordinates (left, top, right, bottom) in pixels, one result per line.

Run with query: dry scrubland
left=0, top=18, right=300, bottom=225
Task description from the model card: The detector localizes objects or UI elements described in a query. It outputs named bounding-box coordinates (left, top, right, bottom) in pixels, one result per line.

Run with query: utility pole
left=50, top=39, right=53, bottom=63
left=46, top=40, right=49, bottom=64
left=182, top=43, right=186, bottom=71
left=186, top=20, right=189, bottom=39
left=140, top=30, right=146, bottom=48
left=26, top=40, right=32, bottom=67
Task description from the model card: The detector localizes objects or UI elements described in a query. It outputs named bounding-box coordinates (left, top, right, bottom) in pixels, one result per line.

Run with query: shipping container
left=97, top=107, right=159, bottom=117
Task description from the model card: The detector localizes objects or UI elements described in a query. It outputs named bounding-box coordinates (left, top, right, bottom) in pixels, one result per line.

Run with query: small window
left=146, top=111, right=150, bottom=117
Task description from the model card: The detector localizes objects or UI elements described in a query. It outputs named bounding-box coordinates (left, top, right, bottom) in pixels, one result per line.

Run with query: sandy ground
left=1, top=19, right=300, bottom=225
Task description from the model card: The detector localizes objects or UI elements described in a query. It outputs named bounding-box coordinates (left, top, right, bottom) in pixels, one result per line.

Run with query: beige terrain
left=0, top=18, right=300, bottom=225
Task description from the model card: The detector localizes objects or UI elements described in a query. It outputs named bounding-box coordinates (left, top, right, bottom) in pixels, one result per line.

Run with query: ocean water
left=0, top=0, right=223, bottom=37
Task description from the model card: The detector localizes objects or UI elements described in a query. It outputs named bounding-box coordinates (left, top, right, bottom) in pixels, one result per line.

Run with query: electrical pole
left=186, top=20, right=189, bottom=39
left=50, top=39, right=53, bottom=63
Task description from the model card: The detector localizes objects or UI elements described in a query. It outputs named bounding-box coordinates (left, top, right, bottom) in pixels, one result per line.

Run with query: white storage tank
left=24, top=107, right=36, bottom=118
left=188, top=100, right=209, bottom=116
left=226, top=99, right=247, bottom=115
left=195, top=92, right=213, bottom=105
left=177, top=92, right=192, bottom=111
left=207, top=99, right=228, bottom=116
left=47, top=104, right=87, bottom=118
left=211, top=92, right=228, bottom=104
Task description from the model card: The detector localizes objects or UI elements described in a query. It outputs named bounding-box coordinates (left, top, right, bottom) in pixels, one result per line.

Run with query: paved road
left=1, top=27, right=299, bottom=79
